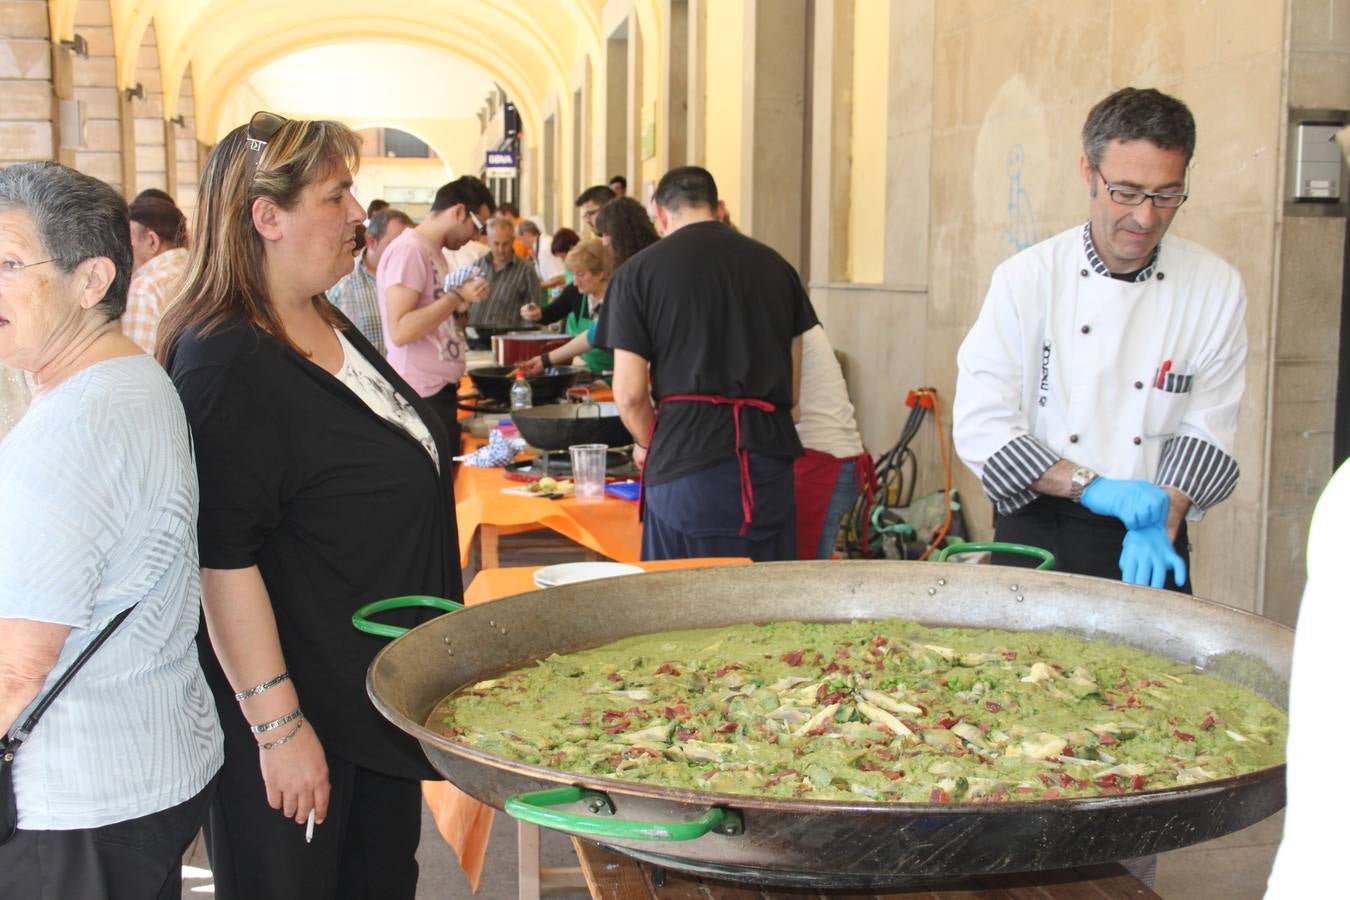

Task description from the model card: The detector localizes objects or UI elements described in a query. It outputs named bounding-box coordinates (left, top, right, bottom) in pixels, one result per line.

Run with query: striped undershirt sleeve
left=1155, top=434, right=1240, bottom=512
left=981, top=434, right=1060, bottom=516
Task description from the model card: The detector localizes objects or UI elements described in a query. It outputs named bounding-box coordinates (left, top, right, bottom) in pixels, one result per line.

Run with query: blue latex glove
left=1119, top=525, right=1187, bottom=589
left=1080, top=477, right=1170, bottom=530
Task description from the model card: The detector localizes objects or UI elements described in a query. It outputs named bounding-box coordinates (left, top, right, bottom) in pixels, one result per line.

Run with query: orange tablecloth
left=423, top=557, right=750, bottom=892
left=454, top=464, right=642, bottom=567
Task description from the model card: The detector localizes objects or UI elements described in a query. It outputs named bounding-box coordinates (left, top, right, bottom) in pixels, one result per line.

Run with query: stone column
left=807, top=0, right=853, bottom=285
left=660, top=0, right=689, bottom=170
left=625, top=13, right=644, bottom=187
left=739, top=0, right=809, bottom=270
left=685, top=0, right=707, bottom=167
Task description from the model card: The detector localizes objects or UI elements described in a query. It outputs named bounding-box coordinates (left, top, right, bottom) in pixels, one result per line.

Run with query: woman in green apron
left=524, top=239, right=613, bottom=381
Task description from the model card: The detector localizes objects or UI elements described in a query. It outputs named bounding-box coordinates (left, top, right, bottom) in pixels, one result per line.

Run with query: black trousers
left=204, top=733, right=424, bottom=900
left=0, top=774, right=216, bottom=900
left=642, top=456, right=796, bottom=562
left=993, top=495, right=1191, bottom=594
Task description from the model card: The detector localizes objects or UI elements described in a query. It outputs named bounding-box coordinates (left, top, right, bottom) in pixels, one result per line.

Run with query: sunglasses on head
left=245, top=110, right=288, bottom=174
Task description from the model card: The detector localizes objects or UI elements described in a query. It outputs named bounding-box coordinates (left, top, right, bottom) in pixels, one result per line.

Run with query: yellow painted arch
left=347, top=121, right=456, bottom=179
left=197, top=27, right=547, bottom=152
left=161, top=1, right=571, bottom=117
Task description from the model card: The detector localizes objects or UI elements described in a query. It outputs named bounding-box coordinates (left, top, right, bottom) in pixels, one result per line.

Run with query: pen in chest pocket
left=1153, top=359, right=1193, bottom=393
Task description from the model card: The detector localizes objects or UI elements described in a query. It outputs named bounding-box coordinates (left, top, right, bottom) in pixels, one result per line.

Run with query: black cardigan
left=167, top=313, right=459, bottom=780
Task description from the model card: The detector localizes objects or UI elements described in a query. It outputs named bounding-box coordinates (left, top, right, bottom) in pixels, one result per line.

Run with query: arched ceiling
left=47, top=0, right=616, bottom=147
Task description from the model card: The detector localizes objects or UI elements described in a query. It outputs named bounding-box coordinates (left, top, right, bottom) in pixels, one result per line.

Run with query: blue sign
left=486, top=150, right=517, bottom=170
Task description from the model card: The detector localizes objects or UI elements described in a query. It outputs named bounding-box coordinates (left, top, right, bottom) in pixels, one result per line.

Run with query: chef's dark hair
left=431, top=176, right=494, bottom=216
left=0, top=161, right=131, bottom=322
left=1082, top=88, right=1196, bottom=169
left=653, top=166, right=717, bottom=214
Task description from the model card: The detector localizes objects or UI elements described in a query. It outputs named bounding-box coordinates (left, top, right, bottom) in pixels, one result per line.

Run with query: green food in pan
left=430, top=619, right=1287, bottom=803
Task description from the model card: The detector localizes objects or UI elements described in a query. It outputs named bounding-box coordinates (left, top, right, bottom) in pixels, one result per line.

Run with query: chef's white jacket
left=954, top=223, right=1247, bottom=520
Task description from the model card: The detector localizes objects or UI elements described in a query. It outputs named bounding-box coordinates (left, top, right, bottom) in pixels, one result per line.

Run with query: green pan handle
left=351, top=595, right=464, bottom=640
left=936, top=541, right=1056, bottom=571
left=505, top=786, right=742, bottom=842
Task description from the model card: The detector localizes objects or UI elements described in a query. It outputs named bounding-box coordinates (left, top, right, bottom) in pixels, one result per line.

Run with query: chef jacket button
left=1080, top=268, right=1089, bottom=277
left=1134, top=380, right=1144, bottom=390
left=1156, top=272, right=1165, bottom=281
left=1080, top=324, right=1091, bottom=334
left=1069, top=434, right=1079, bottom=443
left=1133, top=436, right=1142, bottom=445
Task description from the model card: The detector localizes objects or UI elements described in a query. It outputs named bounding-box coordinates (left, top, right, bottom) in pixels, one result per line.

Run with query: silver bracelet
left=259, top=715, right=305, bottom=751
left=233, top=671, right=290, bottom=702
left=250, top=707, right=303, bottom=734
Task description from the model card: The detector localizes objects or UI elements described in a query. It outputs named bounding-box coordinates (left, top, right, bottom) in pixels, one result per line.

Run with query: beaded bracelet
left=233, top=671, right=290, bottom=702
left=259, top=715, right=304, bottom=751
left=250, top=707, right=303, bottom=734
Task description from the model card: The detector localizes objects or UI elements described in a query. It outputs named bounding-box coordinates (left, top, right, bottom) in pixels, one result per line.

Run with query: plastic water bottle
left=510, top=374, right=533, bottom=410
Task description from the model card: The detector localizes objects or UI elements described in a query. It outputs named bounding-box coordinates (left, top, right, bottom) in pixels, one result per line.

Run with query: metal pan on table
left=357, top=554, right=1289, bottom=890
left=466, top=365, right=584, bottom=405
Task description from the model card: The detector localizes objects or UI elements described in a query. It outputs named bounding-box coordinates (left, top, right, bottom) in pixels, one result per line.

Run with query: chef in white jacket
left=954, top=87, right=1247, bottom=592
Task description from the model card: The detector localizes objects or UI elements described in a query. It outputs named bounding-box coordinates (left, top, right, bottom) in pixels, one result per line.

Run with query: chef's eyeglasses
left=244, top=110, right=288, bottom=176
left=1095, top=169, right=1188, bottom=209
left=468, top=209, right=486, bottom=234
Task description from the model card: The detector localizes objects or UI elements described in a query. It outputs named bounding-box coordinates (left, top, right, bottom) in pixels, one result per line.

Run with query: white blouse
left=334, top=330, right=439, bottom=472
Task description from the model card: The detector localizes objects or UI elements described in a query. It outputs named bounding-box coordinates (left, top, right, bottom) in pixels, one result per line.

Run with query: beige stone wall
left=932, top=0, right=1288, bottom=614
left=72, top=0, right=121, bottom=191
left=1262, top=0, right=1350, bottom=624
left=0, top=0, right=53, bottom=167
left=811, top=0, right=1303, bottom=615
left=131, top=23, right=166, bottom=196
left=173, top=67, right=199, bottom=221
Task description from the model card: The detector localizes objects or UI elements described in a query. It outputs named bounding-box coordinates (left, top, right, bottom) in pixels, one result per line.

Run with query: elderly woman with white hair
left=0, top=161, right=222, bottom=898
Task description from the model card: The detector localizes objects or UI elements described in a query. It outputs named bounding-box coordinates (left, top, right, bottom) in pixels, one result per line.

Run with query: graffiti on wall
left=1004, top=144, right=1037, bottom=256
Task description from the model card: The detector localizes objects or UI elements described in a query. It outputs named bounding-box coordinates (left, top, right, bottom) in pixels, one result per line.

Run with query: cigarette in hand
left=305, top=808, right=315, bottom=843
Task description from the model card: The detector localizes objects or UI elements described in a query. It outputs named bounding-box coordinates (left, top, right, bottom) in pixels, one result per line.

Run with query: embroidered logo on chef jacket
left=1038, top=341, right=1052, bottom=406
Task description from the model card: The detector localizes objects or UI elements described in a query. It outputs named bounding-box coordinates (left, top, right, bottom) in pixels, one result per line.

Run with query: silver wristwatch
left=1069, top=466, right=1098, bottom=503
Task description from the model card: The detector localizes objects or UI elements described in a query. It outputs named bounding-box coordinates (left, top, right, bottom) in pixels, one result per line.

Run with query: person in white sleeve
left=954, top=86, right=1247, bottom=594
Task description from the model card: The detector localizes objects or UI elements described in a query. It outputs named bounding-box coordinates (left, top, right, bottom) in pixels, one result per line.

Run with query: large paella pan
left=364, top=561, right=1290, bottom=889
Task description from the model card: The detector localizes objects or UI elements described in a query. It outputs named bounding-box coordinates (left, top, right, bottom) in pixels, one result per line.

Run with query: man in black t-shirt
left=599, top=166, right=819, bottom=561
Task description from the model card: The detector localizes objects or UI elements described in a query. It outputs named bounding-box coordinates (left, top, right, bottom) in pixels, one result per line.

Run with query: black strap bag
left=0, top=606, right=134, bottom=844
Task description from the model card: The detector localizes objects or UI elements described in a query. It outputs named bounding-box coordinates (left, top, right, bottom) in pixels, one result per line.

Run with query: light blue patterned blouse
left=0, top=355, right=222, bottom=829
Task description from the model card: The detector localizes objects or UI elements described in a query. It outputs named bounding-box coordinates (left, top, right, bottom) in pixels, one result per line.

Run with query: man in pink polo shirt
left=378, top=177, right=494, bottom=447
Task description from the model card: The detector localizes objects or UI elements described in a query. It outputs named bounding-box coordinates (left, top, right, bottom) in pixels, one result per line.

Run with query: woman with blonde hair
left=158, top=113, right=461, bottom=899
left=522, top=238, right=613, bottom=377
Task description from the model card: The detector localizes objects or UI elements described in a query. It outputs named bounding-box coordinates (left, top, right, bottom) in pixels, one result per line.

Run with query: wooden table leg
left=518, top=822, right=541, bottom=900
left=481, top=524, right=500, bottom=570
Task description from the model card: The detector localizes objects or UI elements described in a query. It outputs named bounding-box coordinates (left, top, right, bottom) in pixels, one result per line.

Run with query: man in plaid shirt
left=122, top=197, right=188, bottom=354
left=328, top=209, right=414, bottom=353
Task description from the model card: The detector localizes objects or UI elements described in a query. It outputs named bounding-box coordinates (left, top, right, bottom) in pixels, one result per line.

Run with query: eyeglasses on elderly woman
left=0, top=257, right=53, bottom=283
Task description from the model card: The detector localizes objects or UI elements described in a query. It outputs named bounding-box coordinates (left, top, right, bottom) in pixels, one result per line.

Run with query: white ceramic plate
left=533, top=562, right=644, bottom=589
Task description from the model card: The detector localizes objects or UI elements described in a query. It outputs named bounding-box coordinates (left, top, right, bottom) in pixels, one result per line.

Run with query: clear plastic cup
left=568, top=443, right=607, bottom=503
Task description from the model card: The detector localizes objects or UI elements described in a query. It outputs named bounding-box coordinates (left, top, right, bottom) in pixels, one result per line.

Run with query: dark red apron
left=793, top=449, right=875, bottom=559
left=639, top=394, right=775, bottom=536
